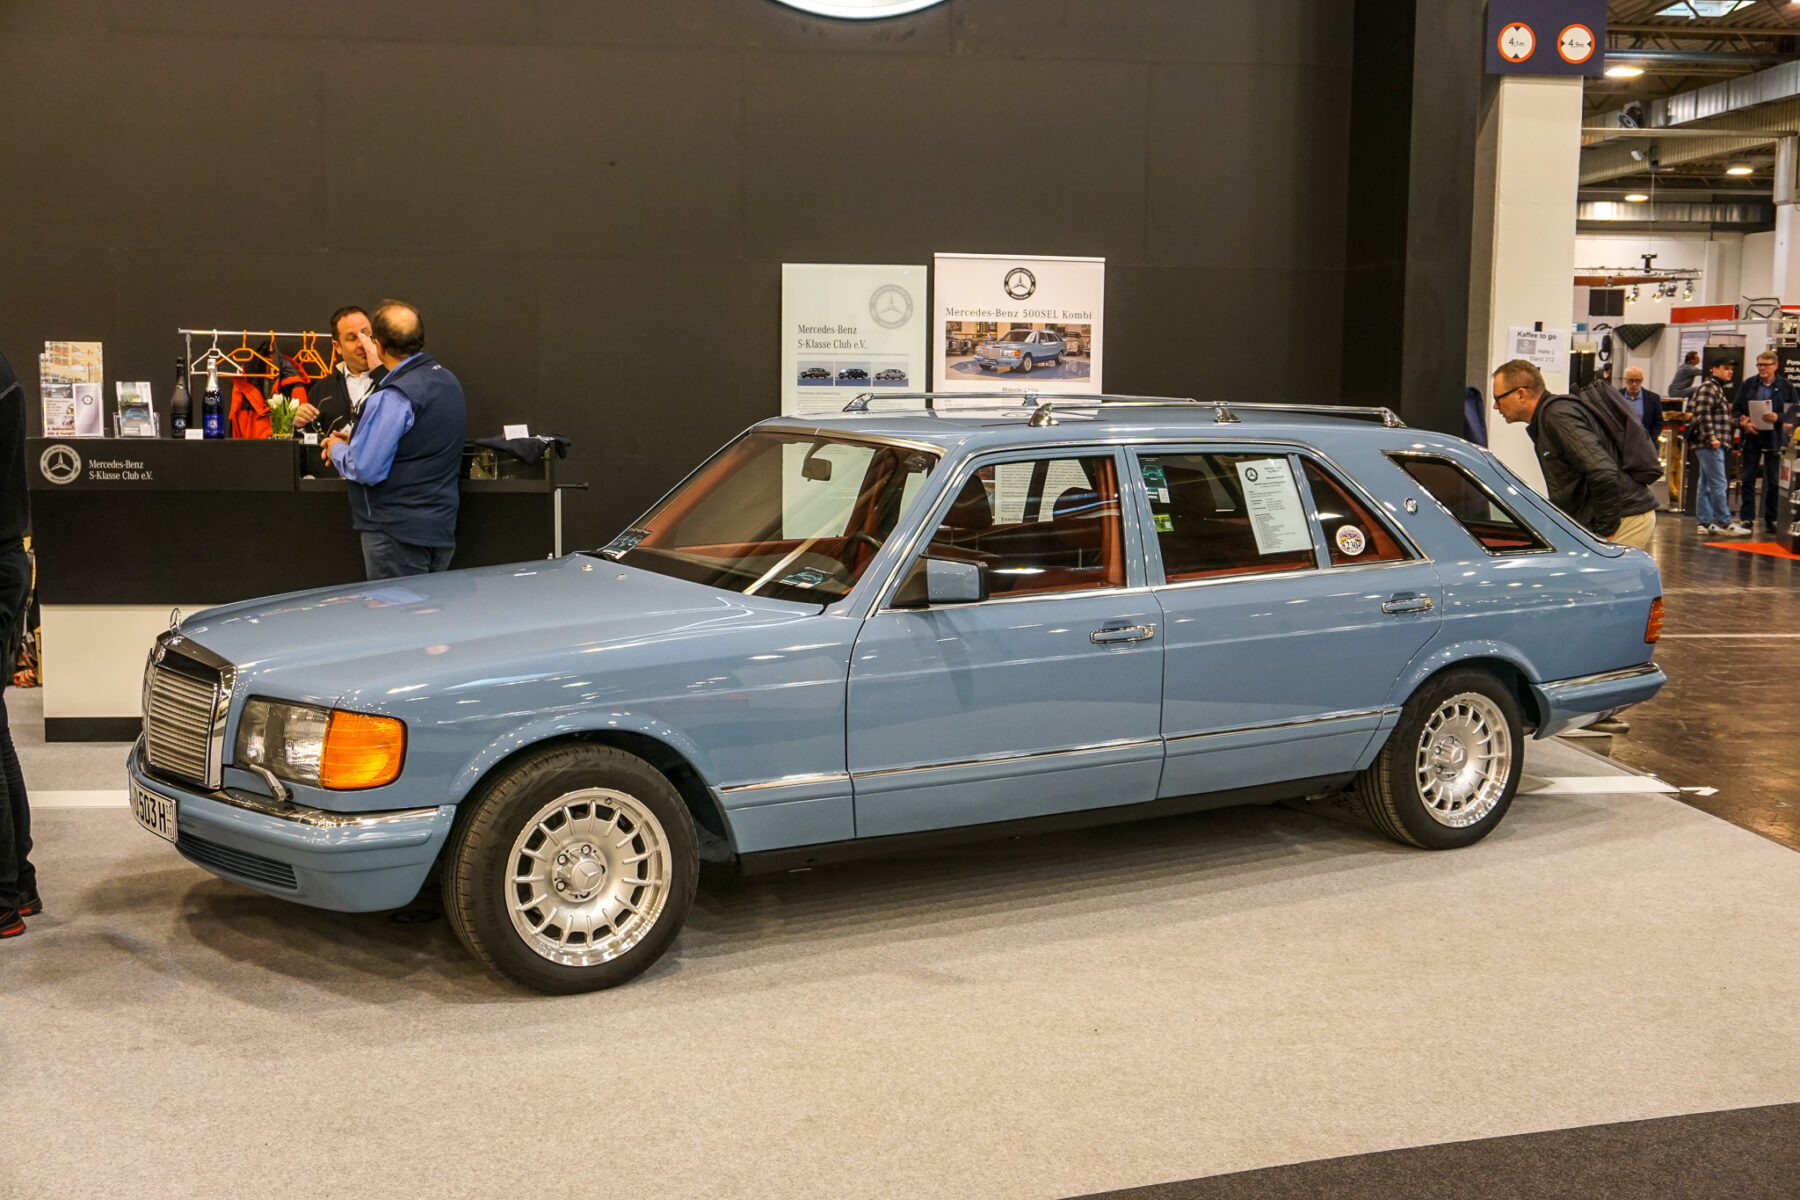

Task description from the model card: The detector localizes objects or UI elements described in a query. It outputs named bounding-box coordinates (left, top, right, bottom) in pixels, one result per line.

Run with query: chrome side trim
left=1535, top=664, right=1662, bottom=695
left=719, top=772, right=852, bottom=795
left=1165, top=708, right=1399, bottom=747
left=211, top=788, right=440, bottom=829
left=877, top=583, right=1157, bottom=615
left=852, top=736, right=1161, bottom=782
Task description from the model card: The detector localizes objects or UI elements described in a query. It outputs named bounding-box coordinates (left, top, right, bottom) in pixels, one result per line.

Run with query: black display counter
left=27, top=437, right=558, bottom=740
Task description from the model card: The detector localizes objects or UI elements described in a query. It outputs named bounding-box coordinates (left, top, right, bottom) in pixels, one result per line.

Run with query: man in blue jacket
left=1732, top=350, right=1797, bottom=535
left=320, top=301, right=467, bottom=579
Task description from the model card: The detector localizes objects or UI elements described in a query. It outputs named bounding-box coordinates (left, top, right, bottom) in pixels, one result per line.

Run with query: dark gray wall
left=1, top=0, right=1355, bottom=544
left=1340, top=0, right=1486, bottom=435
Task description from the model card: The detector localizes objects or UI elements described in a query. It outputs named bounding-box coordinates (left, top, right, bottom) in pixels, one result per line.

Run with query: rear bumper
left=129, top=742, right=453, bottom=912
left=1530, top=663, right=1667, bottom=739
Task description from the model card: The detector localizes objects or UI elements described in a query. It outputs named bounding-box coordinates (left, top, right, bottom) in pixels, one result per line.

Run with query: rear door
left=1132, top=445, right=1444, bottom=798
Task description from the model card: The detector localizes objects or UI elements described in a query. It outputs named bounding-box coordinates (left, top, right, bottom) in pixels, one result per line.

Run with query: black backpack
left=1564, top=380, right=1665, bottom=485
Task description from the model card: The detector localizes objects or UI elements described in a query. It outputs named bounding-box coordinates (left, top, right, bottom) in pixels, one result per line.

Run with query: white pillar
left=1477, top=76, right=1584, bottom=496
left=1771, top=138, right=1800, bottom=304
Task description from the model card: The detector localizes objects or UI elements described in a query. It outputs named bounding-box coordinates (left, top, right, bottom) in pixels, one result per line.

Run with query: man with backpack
left=1492, top=359, right=1659, bottom=552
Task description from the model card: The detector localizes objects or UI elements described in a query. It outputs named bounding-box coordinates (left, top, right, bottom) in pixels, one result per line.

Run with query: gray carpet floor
left=3, top=735, right=1797, bottom=1200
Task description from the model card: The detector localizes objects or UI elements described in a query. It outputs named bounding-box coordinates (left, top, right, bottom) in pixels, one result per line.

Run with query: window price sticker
left=1235, top=458, right=1313, bottom=556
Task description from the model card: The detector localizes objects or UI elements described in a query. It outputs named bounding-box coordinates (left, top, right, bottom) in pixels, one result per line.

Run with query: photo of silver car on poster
left=933, top=253, right=1104, bottom=395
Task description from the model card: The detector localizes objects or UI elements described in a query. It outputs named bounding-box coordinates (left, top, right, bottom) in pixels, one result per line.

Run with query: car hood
left=177, top=556, right=822, bottom=705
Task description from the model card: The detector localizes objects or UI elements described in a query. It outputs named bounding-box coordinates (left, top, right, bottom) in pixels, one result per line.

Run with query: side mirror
left=893, top=557, right=989, bottom=607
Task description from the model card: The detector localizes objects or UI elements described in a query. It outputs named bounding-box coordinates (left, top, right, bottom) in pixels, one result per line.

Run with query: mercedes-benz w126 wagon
left=130, top=395, right=1665, bottom=993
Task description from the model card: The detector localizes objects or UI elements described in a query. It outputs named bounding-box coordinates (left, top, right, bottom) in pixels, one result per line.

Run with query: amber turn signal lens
left=319, top=711, right=406, bottom=789
left=1644, top=597, right=1665, bottom=644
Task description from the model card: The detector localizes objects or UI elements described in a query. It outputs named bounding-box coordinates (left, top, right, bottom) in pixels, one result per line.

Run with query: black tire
left=1353, top=668, right=1523, bottom=850
left=1017, top=354, right=1033, bottom=374
left=444, top=743, right=698, bottom=994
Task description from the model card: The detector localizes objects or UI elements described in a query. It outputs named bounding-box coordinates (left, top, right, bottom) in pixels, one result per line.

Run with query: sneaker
left=15, top=888, right=41, bottom=918
left=1724, top=522, right=1752, bottom=536
left=0, top=908, right=23, bottom=939
left=1699, top=523, right=1719, bottom=535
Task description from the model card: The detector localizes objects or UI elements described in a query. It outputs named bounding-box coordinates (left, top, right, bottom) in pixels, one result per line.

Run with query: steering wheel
left=843, top=531, right=885, bottom=554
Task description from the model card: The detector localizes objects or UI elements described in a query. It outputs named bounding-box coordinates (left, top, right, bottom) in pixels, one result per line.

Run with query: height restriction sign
left=1486, top=0, right=1606, bottom=77
left=1558, top=24, right=1596, bottom=65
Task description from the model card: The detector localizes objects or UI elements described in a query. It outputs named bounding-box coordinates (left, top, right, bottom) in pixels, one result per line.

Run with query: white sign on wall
left=781, top=263, right=927, bottom=417
left=1507, top=325, right=1570, bottom=387
left=934, top=252, right=1104, bottom=397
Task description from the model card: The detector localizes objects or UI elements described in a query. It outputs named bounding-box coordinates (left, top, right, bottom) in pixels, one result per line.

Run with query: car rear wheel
left=444, top=743, right=698, bottom=993
left=1353, top=669, right=1522, bottom=849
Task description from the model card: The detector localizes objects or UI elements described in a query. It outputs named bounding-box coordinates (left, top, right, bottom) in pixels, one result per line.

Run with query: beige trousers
left=1610, top=510, right=1656, bottom=552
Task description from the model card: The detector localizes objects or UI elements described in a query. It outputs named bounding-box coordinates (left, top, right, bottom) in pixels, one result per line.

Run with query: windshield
left=598, top=431, right=941, bottom=605
left=1000, top=330, right=1032, bottom=342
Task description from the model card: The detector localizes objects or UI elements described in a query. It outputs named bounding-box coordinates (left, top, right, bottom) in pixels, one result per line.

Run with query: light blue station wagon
left=130, top=396, right=1665, bottom=992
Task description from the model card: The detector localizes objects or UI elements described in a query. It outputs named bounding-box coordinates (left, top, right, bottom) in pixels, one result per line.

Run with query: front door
left=847, top=450, right=1165, bottom=838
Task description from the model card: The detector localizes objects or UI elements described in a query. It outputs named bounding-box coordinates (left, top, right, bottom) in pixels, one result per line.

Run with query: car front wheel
left=444, top=743, right=698, bottom=993
left=1017, top=354, right=1033, bottom=374
left=1352, top=669, right=1522, bottom=849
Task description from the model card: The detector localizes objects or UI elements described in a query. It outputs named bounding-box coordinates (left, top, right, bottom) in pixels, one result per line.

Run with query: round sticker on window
left=1336, top=525, right=1367, bottom=557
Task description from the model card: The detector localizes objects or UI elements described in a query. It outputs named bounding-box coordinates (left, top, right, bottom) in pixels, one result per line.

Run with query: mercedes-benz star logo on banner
left=868, top=284, right=914, bottom=330
left=1003, top=268, right=1038, bottom=301
left=39, top=444, right=81, bottom=485
left=773, top=0, right=949, bottom=18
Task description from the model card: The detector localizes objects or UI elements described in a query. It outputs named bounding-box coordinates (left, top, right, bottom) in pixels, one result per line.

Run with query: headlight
left=235, top=699, right=406, bottom=790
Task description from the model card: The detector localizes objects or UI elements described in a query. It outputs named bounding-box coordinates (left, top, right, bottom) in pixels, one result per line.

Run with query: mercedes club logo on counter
left=39, top=443, right=81, bottom=485
left=868, top=283, right=914, bottom=329
left=772, top=0, right=949, bottom=17
left=1003, top=267, right=1038, bottom=300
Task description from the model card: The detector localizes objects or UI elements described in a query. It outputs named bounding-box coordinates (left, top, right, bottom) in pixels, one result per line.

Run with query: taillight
left=1644, top=597, right=1665, bottom=644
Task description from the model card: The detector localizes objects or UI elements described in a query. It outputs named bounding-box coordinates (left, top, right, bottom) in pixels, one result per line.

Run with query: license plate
left=130, top=779, right=178, bottom=844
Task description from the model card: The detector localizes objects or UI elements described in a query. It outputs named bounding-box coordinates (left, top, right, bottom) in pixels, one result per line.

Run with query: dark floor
left=1074, top=1103, right=1800, bottom=1200
left=1602, top=511, right=1800, bottom=852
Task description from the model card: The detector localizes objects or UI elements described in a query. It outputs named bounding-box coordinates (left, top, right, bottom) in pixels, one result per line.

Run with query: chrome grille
left=143, top=651, right=224, bottom=788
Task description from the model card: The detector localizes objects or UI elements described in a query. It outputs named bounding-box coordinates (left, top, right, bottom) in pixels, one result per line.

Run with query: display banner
left=933, top=252, right=1103, bottom=397
left=781, top=263, right=927, bottom=417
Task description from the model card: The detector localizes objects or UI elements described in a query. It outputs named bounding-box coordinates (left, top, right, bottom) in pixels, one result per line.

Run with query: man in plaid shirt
left=1687, top=359, right=1741, bottom=536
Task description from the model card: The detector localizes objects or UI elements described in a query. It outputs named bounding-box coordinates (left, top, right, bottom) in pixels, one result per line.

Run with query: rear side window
left=1393, top=455, right=1551, bottom=554
left=1141, top=452, right=1317, bottom=581
left=1300, top=460, right=1411, bottom=566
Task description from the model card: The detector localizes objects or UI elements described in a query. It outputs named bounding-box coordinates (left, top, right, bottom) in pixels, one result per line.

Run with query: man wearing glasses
left=1491, top=359, right=1657, bottom=552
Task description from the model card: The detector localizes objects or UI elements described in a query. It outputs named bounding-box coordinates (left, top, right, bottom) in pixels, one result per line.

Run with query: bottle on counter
left=170, top=357, right=191, bottom=438
left=200, top=361, right=225, bottom=439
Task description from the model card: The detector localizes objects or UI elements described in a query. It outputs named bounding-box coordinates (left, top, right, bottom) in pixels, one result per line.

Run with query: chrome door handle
left=1381, top=594, right=1433, bottom=615
left=1091, top=624, right=1156, bottom=644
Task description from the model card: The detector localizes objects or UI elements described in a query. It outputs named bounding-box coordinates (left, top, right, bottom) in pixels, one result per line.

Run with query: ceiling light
left=1629, top=285, right=1641, bottom=302
left=1605, top=65, right=1645, bottom=78
left=1684, top=282, right=1694, bottom=300
left=1726, top=165, right=1754, bottom=176
left=1625, top=193, right=1650, bottom=202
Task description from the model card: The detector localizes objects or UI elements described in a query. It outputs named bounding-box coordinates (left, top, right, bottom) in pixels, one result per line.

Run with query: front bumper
left=128, top=741, right=454, bottom=912
left=1529, top=663, right=1667, bottom=739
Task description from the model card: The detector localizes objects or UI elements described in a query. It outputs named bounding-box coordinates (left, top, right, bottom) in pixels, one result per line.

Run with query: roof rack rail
left=840, top=391, right=1200, bottom=415
left=1208, top=402, right=1407, bottom=428
left=837, top=393, right=1405, bottom=428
